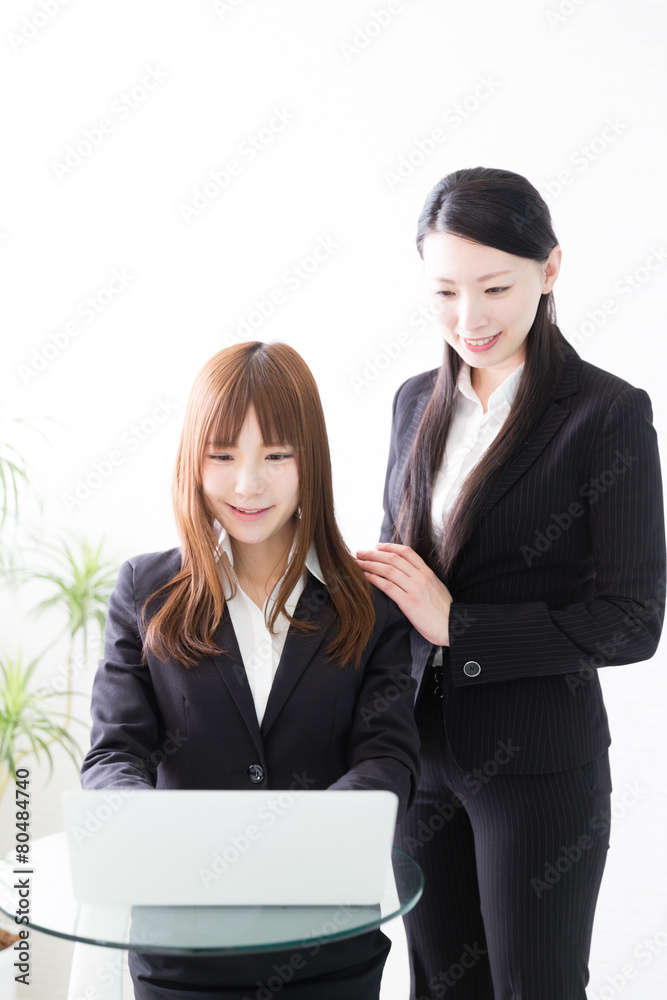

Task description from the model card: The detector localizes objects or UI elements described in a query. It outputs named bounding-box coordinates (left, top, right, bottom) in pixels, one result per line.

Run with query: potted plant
left=1, top=409, right=116, bottom=805
left=0, top=649, right=83, bottom=803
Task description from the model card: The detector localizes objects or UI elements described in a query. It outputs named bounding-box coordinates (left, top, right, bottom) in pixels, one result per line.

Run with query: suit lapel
left=475, top=400, right=570, bottom=520
left=260, top=572, right=331, bottom=738
left=475, top=343, right=581, bottom=520
left=210, top=572, right=332, bottom=746
left=211, top=608, right=265, bottom=758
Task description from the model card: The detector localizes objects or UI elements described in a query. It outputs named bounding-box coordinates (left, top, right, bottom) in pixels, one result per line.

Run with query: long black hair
left=396, top=166, right=569, bottom=584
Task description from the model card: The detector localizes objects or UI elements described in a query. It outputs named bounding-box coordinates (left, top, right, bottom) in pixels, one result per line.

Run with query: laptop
left=62, top=789, right=398, bottom=906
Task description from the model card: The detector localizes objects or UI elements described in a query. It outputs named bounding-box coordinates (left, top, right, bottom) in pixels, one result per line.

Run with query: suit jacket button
left=248, top=764, right=265, bottom=783
left=463, top=660, right=481, bottom=678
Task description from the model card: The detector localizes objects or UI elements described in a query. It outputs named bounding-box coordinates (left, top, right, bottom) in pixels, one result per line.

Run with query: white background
left=0, top=1, right=666, bottom=997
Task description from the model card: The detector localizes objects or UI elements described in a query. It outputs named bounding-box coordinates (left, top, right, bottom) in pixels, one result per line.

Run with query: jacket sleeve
left=327, top=596, right=421, bottom=822
left=80, top=559, right=163, bottom=788
left=449, top=386, right=667, bottom=686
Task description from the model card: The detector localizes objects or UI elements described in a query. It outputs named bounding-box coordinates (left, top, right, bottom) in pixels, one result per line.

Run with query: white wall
left=0, top=1, right=666, bottom=997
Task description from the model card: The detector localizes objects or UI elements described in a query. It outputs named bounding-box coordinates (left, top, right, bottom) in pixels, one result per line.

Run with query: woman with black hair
left=356, top=167, right=666, bottom=999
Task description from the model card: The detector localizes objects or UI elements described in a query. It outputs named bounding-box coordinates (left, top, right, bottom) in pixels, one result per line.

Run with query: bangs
left=203, top=362, right=302, bottom=451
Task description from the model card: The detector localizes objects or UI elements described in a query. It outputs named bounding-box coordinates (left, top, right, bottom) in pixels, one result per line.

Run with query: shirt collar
left=215, top=523, right=326, bottom=586
left=456, top=360, right=525, bottom=412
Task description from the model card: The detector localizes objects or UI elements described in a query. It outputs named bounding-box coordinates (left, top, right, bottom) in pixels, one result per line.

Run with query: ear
left=541, top=245, right=562, bottom=293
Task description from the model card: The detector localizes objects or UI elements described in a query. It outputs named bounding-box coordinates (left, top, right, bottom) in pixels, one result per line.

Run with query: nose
left=456, top=294, right=490, bottom=335
left=234, top=460, right=264, bottom=499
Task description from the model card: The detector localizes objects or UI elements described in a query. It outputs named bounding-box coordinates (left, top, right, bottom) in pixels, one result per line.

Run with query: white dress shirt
left=215, top=525, right=325, bottom=725
left=431, top=361, right=524, bottom=538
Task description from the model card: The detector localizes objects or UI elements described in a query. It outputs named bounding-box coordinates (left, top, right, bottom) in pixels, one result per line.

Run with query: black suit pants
left=395, top=668, right=612, bottom=1000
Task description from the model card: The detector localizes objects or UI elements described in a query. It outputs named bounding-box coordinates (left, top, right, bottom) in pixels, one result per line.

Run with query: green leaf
left=0, top=649, right=84, bottom=784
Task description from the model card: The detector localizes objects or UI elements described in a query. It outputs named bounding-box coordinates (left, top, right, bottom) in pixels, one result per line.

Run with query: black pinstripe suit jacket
left=80, top=561, right=420, bottom=990
left=81, top=556, right=420, bottom=817
left=381, top=339, right=666, bottom=773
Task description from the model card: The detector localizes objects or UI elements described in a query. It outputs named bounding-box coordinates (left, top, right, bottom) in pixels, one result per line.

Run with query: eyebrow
left=432, top=269, right=515, bottom=285
left=206, top=441, right=289, bottom=448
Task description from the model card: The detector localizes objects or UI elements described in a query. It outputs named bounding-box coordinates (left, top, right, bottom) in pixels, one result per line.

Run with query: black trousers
left=395, top=665, right=612, bottom=1000
left=129, top=929, right=391, bottom=999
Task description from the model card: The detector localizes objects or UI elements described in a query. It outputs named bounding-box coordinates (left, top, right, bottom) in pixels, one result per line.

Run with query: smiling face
left=422, top=231, right=561, bottom=380
left=201, top=404, right=300, bottom=561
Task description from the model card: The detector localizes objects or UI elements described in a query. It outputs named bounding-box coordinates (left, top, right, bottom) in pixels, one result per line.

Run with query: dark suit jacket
left=381, top=339, right=666, bottom=773
left=81, top=551, right=420, bottom=822
left=80, top=550, right=421, bottom=992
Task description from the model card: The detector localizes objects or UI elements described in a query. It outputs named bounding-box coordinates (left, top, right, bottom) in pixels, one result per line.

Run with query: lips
left=460, top=332, right=501, bottom=351
left=226, top=503, right=272, bottom=521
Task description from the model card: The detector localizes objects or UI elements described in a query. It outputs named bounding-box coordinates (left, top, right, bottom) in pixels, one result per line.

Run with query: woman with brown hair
left=81, top=340, right=420, bottom=999
left=356, top=167, right=665, bottom=999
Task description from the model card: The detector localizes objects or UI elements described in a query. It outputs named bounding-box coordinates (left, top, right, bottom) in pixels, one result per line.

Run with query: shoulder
left=563, top=343, right=654, bottom=420
left=578, top=358, right=648, bottom=405
left=388, top=367, right=439, bottom=439
left=393, top=367, right=438, bottom=411
left=306, top=567, right=407, bottom=638
left=367, top=578, right=409, bottom=635
left=115, top=547, right=183, bottom=603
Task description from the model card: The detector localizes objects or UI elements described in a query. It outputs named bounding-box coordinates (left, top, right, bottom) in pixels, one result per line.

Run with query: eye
left=486, top=286, right=509, bottom=294
left=435, top=290, right=454, bottom=298
left=266, top=452, right=293, bottom=462
left=208, top=453, right=232, bottom=462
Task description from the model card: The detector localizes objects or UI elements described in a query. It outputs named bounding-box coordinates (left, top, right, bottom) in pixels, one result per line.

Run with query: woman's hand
left=355, top=542, right=453, bottom=646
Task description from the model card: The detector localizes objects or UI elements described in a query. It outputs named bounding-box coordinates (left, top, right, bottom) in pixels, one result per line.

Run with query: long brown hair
left=142, top=341, right=375, bottom=668
left=396, top=167, right=569, bottom=584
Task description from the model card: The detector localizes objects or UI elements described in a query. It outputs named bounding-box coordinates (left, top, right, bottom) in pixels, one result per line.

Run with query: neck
left=230, top=521, right=297, bottom=605
left=470, top=355, right=524, bottom=409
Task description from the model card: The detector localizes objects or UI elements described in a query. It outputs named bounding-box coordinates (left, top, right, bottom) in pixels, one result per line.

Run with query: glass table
left=0, top=832, right=424, bottom=956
